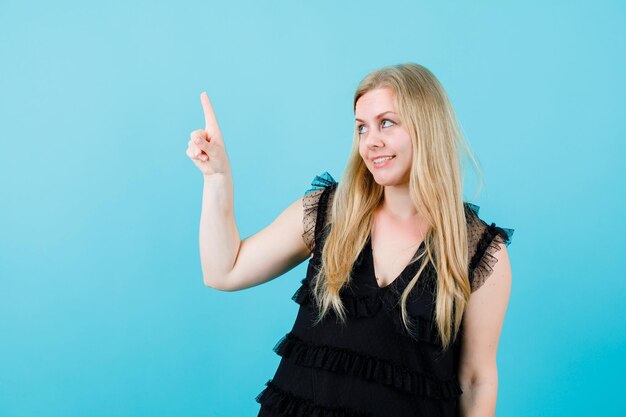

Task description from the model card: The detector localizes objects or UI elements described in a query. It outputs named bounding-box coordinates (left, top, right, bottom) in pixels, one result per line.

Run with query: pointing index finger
left=200, top=91, right=219, bottom=138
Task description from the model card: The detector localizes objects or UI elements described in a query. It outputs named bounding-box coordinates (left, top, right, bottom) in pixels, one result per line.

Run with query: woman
left=186, top=63, right=514, bottom=417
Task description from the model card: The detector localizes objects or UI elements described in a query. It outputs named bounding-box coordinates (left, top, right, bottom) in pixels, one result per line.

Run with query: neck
left=379, top=184, right=418, bottom=220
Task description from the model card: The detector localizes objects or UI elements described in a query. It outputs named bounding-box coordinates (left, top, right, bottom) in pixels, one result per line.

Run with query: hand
left=186, top=92, right=232, bottom=177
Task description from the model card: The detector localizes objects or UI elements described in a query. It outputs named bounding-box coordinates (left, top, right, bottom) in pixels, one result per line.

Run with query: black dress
left=255, top=171, right=514, bottom=417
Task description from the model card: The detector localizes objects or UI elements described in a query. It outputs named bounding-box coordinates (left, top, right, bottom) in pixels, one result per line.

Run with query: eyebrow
left=354, top=111, right=397, bottom=123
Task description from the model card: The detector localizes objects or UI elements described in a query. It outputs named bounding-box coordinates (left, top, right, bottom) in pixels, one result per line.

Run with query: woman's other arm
left=458, top=240, right=512, bottom=417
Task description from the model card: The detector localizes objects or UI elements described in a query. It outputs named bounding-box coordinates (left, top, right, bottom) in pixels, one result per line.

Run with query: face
left=355, top=87, right=413, bottom=186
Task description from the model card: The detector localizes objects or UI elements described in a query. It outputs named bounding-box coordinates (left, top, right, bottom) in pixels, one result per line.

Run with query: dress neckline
left=365, top=234, right=426, bottom=290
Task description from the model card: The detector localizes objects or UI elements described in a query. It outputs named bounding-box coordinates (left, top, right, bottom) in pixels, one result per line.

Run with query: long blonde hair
left=310, top=63, right=484, bottom=351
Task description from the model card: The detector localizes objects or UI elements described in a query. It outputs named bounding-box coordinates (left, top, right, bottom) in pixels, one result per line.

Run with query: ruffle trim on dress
left=256, top=379, right=378, bottom=417
left=273, top=332, right=463, bottom=400
left=304, top=171, right=338, bottom=196
left=291, top=277, right=443, bottom=347
left=464, top=202, right=515, bottom=292
left=302, top=171, right=339, bottom=254
left=292, top=277, right=384, bottom=318
left=464, top=203, right=514, bottom=248
left=291, top=277, right=311, bottom=304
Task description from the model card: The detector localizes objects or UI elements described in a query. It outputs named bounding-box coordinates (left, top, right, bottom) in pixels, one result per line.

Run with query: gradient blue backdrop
left=1, top=1, right=624, bottom=416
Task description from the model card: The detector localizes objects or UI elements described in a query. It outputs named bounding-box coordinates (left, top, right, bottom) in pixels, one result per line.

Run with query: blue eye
left=357, top=119, right=395, bottom=136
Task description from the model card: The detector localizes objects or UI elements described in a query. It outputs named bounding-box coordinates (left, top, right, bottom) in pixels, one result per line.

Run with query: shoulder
left=301, top=171, right=339, bottom=254
left=304, top=171, right=338, bottom=196
left=463, top=202, right=514, bottom=293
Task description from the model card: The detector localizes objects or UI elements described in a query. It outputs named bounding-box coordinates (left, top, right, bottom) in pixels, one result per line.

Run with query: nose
left=362, top=126, right=384, bottom=148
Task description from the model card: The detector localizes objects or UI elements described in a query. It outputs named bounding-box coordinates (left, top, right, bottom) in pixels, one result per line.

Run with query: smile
left=372, top=156, right=395, bottom=167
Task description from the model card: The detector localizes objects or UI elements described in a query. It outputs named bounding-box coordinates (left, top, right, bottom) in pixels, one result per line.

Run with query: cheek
left=358, top=143, right=367, bottom=160
left=398, top=133, right=413, bottom=154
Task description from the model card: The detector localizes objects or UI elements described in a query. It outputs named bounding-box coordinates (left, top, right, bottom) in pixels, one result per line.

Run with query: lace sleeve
left=302, top=171, right=338, bottom=254
left=464, top=202, right=515, bottom=293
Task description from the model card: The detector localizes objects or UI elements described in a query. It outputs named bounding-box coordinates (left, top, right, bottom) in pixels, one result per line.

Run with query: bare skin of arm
left=186, top=92, right=311, bottom=291
left=457, top=241, right=512, bottom=417
left=204, top=192, right=312, bottom=292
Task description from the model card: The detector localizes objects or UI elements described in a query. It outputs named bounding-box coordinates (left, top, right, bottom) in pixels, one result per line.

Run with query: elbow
left=203, top=276, right=217, bottom=289
left=459, top=363, right=498, bottom=392
left=203, top=278, right=216, bottom=289
left=458, top=371, right=498, bottom=417
left=203, top=275, right=231, bottom=291
left=460, top=373, right=498, bottom=394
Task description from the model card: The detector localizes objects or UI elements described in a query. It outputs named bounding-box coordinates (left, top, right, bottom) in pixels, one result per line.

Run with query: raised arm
left=186, top=92, right=311, bottom=291
left=210, top=194, right=312, bottom=292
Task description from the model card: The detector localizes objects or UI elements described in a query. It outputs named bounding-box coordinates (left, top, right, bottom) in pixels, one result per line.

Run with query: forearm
left=458, top=379, right=498, bottom=417
left=198, top=174, right=241, bottom=288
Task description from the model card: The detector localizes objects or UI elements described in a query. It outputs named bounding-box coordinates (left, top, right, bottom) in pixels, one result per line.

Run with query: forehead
left=355, top=87, right=396, bottom=116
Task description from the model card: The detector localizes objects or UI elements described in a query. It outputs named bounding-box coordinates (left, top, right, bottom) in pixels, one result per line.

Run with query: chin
left=371, top=172, right=398, bottom=185
left=370, top=170, right=410, bottom=187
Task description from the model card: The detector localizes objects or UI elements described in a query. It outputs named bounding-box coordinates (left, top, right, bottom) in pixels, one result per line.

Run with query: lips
left=370, top=155, right=395, bottom=161
left=371, top=155, right=396, bottom=169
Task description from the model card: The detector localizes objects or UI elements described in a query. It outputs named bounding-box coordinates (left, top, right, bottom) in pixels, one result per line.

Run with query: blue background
left=1, top=0, right=624, bottom=416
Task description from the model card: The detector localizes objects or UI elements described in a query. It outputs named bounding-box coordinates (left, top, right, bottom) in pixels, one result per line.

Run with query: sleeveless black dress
left=255, top=171, right=514, bottom=417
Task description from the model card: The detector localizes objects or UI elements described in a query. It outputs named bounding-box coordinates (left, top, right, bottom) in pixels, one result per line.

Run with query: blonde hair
left=310, top=63, right=484, bottom=351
